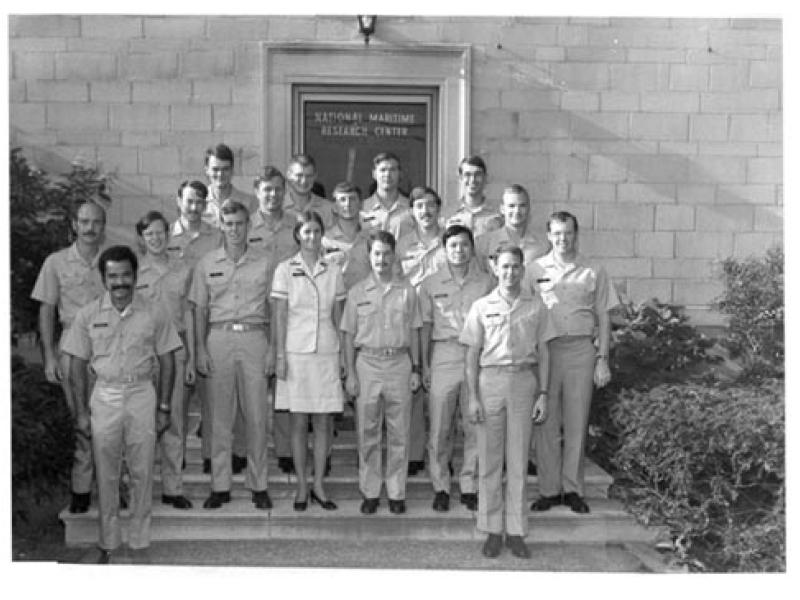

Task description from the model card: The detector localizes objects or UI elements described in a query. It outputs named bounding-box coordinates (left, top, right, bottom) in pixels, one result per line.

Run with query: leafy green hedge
left=609, top=380, right=784, bottom=572
left=11, top=356, right=74, bottom=523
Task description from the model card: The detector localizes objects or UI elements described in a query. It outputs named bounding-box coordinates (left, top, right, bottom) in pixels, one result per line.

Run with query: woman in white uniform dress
left=272, top=210, right=346, bottom=511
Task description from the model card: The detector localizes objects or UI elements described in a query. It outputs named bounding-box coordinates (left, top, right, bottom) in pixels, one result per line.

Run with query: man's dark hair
left=292, top=210, right=325, bottom=244
left=372, top=152, right=401, bottom=169
left=409, top=186, right=441, bottom=208
left=221, top=200, right=249, bottom=219
left=178, top=180, right=208, bottom=200
left=458, top=155, right=487, bottom=176
left=205, top=143, right=235, bottom=167
left=332, top=181, right=362, bottom=199
left=442, top=224, right=475, bottom=249
left=254, top=166, right=286, bottom=188
left=98, top=245, right=138, bottom=280
left=547, top=210, right=579, bottom=234
left=288, top=153, right=317, bottom=172
left=367, top=230, right=396, bottom=253
left=135, top=211, right=170, bottom=237
left=491, top=242, right=524, bottom=265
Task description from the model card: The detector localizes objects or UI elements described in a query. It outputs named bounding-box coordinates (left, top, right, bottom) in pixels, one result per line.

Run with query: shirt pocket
left=89, top=326, right=115, bottom=357
left=483, top=312, right=508, bottom=332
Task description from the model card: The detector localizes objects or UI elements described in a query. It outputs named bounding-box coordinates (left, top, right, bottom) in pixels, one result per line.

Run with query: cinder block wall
left=9, top=15, right=783, bottom=325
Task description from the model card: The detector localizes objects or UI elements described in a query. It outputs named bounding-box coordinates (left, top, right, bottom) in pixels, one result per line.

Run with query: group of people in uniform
left=31, top=143, right=619, bottom=562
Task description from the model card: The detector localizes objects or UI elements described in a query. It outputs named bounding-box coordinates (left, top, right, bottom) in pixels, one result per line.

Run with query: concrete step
left=151, top=459, right=613, bottom=500
left=61, top=496, right=661, bottom=546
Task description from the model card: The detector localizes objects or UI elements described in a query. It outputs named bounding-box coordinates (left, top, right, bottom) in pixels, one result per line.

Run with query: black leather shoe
left=388, top=499, right=406, bottom=514
left=460, top=492, right=478, bottom=511
left=563, top=492, right=590, bottom=514
left=506, top=535, right=530, bottom=558
left=252, top=490, right=272, bottom=510
left=310, top=489, right=337, bottom=510
left=527, top=460, right=537, bottom=476
left=432, top=491, right=450, bottom=512
left=407, top=461, right=425, bottom=476
left=360, top=497, right=379, bottom=514
left=162, top=494, right=193, bottom=509
left=96, top=548, right=111, bottom=564
left=293, top=494, right=308, bottom=512
left=482, top=533, right=503, bottom=558
left=277, top=457, right=294, bottom=474
left=202, top=459, right=211, bottom=474
left=203, top=491, right=231, bottom=509
left=530, top=494, right=562, bottom=511
left=232, top=454, right=247, bottom=474
left=69, top=492, right=91, bottom=514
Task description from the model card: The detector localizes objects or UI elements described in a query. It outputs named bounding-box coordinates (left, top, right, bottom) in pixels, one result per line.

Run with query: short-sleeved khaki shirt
left=340, top=274, right=422, bottom=349
left=203, top=186, right=257, bottom=228
left=167, top=219, right=223, bottom=267
left=360, top=193, right=415, bottom=241
left=474, top=226, right=551, bottom=276
left=529, top=251, right=620, bottom=338
left=283, top=192, right=336, bottom=231
left=395, top=228, right=447, bottom=288
left=419, top=265, right=494, bottom=342
left=62, top=292, right=182, bottom=382
left=459, top=288, right=557, bottom=367
left=30, top=242, right=106, bottom=329
left=270, top=252, right=346, bottom=354
left=247, top=211, right=298, bottom=263
left=445, top=202, right=504, bottom=237
left=322, top=224, right=372, bottom=291
left=135, top=256, right=193, bottom=334
left=189, top=246, right=273, bottom=324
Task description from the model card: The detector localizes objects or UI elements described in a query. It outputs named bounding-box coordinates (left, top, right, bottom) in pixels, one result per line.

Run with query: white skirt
left=275, top=351, right=344, bottom=413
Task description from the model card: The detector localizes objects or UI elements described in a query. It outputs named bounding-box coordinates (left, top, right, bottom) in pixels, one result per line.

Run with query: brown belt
left=359, top=346, right=409, bottom=358
left=210, top=321, right=267, bottom=332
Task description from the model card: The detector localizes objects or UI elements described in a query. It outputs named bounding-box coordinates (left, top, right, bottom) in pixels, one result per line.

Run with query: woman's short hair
left=135, top=210, right=169, bottom=237
left=292, top=210, right=325, bottom=244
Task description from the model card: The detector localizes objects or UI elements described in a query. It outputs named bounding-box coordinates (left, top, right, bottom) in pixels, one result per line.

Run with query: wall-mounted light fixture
left=357, top=15, right=377, bottom=45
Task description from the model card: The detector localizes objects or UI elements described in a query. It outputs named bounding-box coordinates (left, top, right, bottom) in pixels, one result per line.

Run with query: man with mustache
left=62, top=245, right=182, bottom=563
left=31, top=200, right=109, bottom=514
left=341, top=230, right=422, bottom=515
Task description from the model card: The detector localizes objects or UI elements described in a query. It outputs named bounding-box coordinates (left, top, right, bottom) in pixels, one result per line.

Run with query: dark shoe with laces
left=360, top=497, right=379, bottom=514
left=506, top=535, right=530, bottom=558
left=162, top=494, right=193, bottom=509
left=407, top=461, right=425, bottom=476
left=432, top=491, right=450, bottom=512
left=530, top=494, right=562, bottom=512
left=482, top=534, right=503, bottom=558
left=252, top=490, right=272, bottom=510
left=388, top=499, right=406, bottom=514
left=460, top=492, right=478, bottom=511
left=203, top=491, right=231, bottom=509
left=563, top=492, right=590, bottom=514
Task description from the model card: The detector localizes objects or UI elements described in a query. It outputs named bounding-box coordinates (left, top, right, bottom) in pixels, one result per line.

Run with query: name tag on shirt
left=92, top=322, right=110, bottom=328
left=537, top=278, right=551, bottom=283
left=292, top=271, right=305, bottom=277
left=135, top=283, right=149, bottom=290
left=167, top=245, right=181, bottom=251
left=209, top=272, right=224, bottom=278
left=356, top=301, right=371, bottom=307
left=249, top=237, right=263, bottom=243
left=433, top=293, right=449, bottom=299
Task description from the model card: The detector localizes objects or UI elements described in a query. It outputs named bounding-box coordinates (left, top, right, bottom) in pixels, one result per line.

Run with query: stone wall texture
left=9, top=15, right=783, bottom=325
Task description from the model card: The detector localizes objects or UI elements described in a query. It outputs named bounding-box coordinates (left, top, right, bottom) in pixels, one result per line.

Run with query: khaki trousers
left=476, top=367, right=537, bottom=537
left=58, top=333, right=94, bottom=494
left=207, top=329, right=270, bottom=492
left=90, top=380, right=155, bottom=550
left=355, top=353, right=412, bottom=500
left=158, top=346, right=188, bottom=496
left=533, top=335, right=595, bottom=497
left=427, top=341, right=478, bottom=494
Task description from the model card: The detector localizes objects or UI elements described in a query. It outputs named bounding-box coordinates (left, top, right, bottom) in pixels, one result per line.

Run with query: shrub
left=10, top=148, right=113, bottom=342
left=715, top=246, right=784, bottom=381
left=609, top=380, right=784, bottom=572
left=11, top=355, right=74, bottom=523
